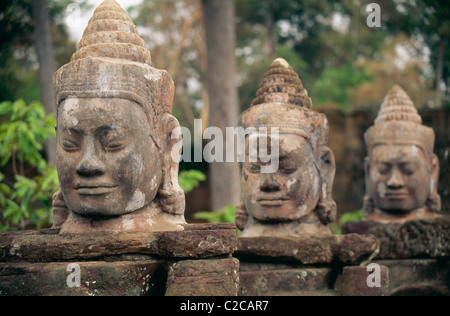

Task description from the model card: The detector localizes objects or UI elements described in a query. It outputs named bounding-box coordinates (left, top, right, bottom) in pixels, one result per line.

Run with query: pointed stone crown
left=241, top=58, right=328, bottom=157
left=72, top=0, right=152, bottom=65
left=251, top=58, right=312, bottom=109
left=365, top=85, right=435, bottom=158
left=374, top=85, right=422, bottom=125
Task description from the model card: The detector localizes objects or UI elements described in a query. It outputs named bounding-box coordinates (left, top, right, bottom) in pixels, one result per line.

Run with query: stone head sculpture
left=236, top=58, right=337, bottom=237
left=51, top=0, right=185, bottom=233
left=363, top=85, right=441, bottom=222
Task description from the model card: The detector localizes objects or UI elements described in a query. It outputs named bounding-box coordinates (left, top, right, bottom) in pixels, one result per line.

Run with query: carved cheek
left=285, top=177, right=302, bottom=203
left=286, top=169, right=311, bottom=204
left=370, top=166, right=382, bottom=183
left=57, top=153, right=78, bottom=187
left=243, top=171, right=258, bottom=193
left=404, top=173, right=425, bottom=197
left=377, top=183, right=387, bottom=198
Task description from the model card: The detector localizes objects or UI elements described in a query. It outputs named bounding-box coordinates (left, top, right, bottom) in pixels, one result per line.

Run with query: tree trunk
left=202, top=0, right=240, bottom=211
left=265, top=5, right=276, bottom=60
left=32, top=0, right=57, bottom=165
left=435, top=37, right=446, bottom=108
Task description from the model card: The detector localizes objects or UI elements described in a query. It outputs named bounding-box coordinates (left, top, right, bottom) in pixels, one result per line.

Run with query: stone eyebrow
left=95, top=124, right=123, bottom=135
left=65, top=127, right=84, bottom=136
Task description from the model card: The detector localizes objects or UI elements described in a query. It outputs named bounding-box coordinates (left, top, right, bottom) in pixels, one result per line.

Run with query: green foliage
left=339, top=209, right=365, bottom=225
left=0, top=100, right=58, bottom=231
left=0, top=173, right=11, bottom=211
left=0, top=100, right=55, bottom=170
left=193, top=204, right=236, bottom=224
left=0, top=0, right=90, bottom=103
left=178, top=169, right=206, bottom=194
left=331, top=209, right=365, bottom=235
left=1, top=166, right=58, bottom=231
left=235, top=0, right=448, bottom=110
left=313, top=64, right=372, bottom=110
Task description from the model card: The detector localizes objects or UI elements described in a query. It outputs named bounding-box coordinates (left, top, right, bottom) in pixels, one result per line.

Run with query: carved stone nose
left=260, top=176, right=281, bottom=193
left=76, top=139, right=105, bottom=177
left=76, top=159, right=104, bottom=177
left=386, top=168, right=404, bottom=189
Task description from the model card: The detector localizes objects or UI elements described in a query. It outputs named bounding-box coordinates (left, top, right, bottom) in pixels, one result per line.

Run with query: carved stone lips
left=385, top=191, right=410, bottom=199
left=75, top=184, right=118, bottom=195
left=257, top=196, right=289, bottom=206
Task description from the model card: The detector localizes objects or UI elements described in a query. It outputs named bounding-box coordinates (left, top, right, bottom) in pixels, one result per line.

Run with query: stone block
left=336, top=265, right=389, bottom=296
left=165, top=258, right=239, bottom=296
left=0, top=223, right=237, bottom=262
left=235, top=234, right=379, bottom=265
left=0, top=260, right=165, bottom=296
left=239, top=267, right=334, bottom=296
left=0, top=223, right=239, bottom=296
left=376, top=259, right=450, bottom=296
left=342, top=217, right=450, bottom=259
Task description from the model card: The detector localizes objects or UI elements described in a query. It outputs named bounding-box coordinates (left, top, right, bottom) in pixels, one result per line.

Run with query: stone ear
left=426, top=154, right=441, bottom=212
left=235, top=202, right=249, bottom=231
left=51, top=188, right=69, bottom=228
left=363, top=156, right=374, bottom=217
left=156, top=113, right=185, bottom=216
left=316, top=147, right=337, bottom=225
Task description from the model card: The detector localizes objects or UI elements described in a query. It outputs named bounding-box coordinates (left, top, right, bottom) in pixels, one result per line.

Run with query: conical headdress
left=54, top=0, right=174, bottom=140
left=240, top=58, right=328, bottom=156
left=73, top=0, right=151, bottom=65
left=251, top=58, right=312, bottom=108
left=365, top=85, right=435, bottom=158
left=374, top=85, right=422, bottom=125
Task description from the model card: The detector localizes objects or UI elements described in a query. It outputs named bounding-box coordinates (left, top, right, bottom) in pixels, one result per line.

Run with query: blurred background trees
left=1, top=0, right=448, bottom=126
left=0, top=0, right=448, bottom=229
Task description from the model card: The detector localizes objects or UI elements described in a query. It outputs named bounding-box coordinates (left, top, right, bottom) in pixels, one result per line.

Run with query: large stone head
left=363, top=85, right=441, bottom=221
left=236, top=58, right=336, bottom=237
left=52, top=0, right=185, bottom=233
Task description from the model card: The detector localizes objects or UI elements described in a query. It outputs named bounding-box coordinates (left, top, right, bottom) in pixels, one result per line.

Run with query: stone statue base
left=234, top=234, right=383, bottom=296
left=342, top=216, right=450, bottom=295
left=0, top=223, right=239, bottom=296
left=342, top=216, right=450, bottom=259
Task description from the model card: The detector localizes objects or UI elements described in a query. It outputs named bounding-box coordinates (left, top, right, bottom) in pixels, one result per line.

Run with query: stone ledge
left=235, top=234, right=379, bottom=265
left=0, top=223, right=237, bottom=262
left=165, top=258, right=240, bottom=296
left=0, top=260, right=166, bottom=296
left=342, top=216, right=450, bottom=259
left=239, top=267, right=334, bottom=296
left=335, top=265, right=390, bottom=296
left=375, top=259, right=450, bottom=296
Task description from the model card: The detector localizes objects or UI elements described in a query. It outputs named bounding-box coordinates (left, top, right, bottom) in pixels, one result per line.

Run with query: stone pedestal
left=342, top=216, right=450, bottom=296
left=235, top=234, right=381, bottom=296
left=335, top=265, right=389, bottom=296
left=0, top=223, right=239, bottom=296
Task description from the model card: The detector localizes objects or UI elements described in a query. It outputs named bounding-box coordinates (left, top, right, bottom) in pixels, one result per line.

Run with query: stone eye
left=62, top=139, right=79, bottom=151
left=247, top=163, right=260, bottom=173
left=377, top=164, right=390, bottom=175
left=105, top=142, right=124, bottom=151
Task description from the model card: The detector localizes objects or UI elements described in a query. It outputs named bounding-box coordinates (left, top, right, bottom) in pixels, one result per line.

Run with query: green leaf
left=0, top=183, right=11, bottom=195
left=0, top=101, right=12, bottom=116
left=339, top=210, right=364, bottom=226
left=193, top=205, right=236, bottom=224
left=178, top=170, right=206, bottom=193
left=3, top=200, right=20, bottom=219
left=11, top=99, right=26, bottom=121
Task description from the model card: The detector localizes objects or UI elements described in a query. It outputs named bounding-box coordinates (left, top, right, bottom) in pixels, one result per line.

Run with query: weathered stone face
left=241, top=134, right=320, bottom=223
left=51, top=0, right=185, bottom=233
left=368, top=144, right=433, bottom=214
left=363, top=85, right=441, bottom=221
left=57, top=98, right=162, bottom=217
left=236, top=58, right=336, bottom=237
